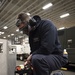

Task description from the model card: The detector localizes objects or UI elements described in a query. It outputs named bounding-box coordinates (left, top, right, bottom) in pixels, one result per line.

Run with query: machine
left=0, top=39, right=16, bottom=75
left=58, top=26, right=75, bottom=64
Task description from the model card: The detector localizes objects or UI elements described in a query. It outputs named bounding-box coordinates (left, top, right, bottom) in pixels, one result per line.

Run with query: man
left=16, top=12, right=68, bottom=75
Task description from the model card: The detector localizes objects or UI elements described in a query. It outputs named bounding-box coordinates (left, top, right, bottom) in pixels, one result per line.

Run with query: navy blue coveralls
left=29, top=20, right=68, bottom=75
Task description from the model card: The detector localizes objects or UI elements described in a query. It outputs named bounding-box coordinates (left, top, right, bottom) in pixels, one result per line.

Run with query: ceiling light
left=60, top=13, right=70, bottom=18
left=26, top=13, right=30, bottom=15
left=3, top=37, right=6, bottom=38
left=18, top=36, right=22, bottom=38
left=11, top=34, right=14, bottom=36
left=8, top=35, right=10, bottom=37
left=20, top=31, right=23, bottom=34
left=58, top=27, right=65, bottom=30
left=0, top=31, right=4, bottom=34
left=42, top=3, right=53, bottom=10
left=16, top=29, right=19, bottom=32
left=3, top=26, right=8, bottom=29
left=0, top=32, right=1, bottom=34
left=1, top=32, right=4, bottom=34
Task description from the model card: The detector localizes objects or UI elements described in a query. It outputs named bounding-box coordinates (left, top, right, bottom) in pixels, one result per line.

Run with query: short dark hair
left=17, top=12, right=29, bottom=21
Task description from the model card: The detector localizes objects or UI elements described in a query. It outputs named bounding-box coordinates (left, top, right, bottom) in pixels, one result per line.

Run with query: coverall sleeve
left=32, top=21, right=57, bottom=55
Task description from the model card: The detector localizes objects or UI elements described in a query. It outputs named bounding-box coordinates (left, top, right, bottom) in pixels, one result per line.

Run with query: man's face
left=16, top=19, right=28, bottom=30
left=17, top=23, right=29, bottom=35
left=18, top=23, right=25, bottom=29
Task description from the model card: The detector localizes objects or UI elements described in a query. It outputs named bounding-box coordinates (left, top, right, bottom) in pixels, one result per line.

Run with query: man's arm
left=24, top=54, right=32, bottom=65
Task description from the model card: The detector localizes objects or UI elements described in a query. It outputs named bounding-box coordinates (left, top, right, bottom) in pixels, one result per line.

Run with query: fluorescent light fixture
left=19, top=36, right=23, bottom=38
left=0, top=32, right=1, bottom=34
left=26, top=13, right=30, bottom=15
left=0, top=31, right=4, bottom=34
left=16, top=29, right=19, bottom=32
left=1, top=32, right=4, bottom=34
left=3, top=26, right=8, bottom=29
left=20, top=31, right=23, bottom=34
left=3, top=37, right=6, bottom=38
left=60, top=13, right=70, bottom=18
left=11, top=34, right=14, bottom=36
left=58, top=27, right=65, bottom=30
left=8, top=35, right=10, bottom=37
left=42, top=3, right=53, bottom=10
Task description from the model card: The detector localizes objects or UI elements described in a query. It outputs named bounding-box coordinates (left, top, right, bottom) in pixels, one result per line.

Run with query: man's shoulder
left=41, top=19, right=51, bottom=24
left=40, top=19, right=55, bottom=28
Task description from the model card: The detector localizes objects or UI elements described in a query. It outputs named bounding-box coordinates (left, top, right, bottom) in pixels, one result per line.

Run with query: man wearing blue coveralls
left=16, top=12, right=68, bottom=75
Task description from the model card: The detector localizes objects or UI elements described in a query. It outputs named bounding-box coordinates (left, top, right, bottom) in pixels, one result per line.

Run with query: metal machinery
left=0, top=39, right=16, bottom=75
left=58, top=27, right=75, bottom=64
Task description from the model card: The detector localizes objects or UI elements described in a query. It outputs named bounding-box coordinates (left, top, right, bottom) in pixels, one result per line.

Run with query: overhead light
left=1, top=32, right=4, bottom=34
left=8, top=35, right=10, bottom=37
left=11, top=34, right=14, bottom=36
left=20, top=31, right=23, bottom=34
left=19, top=36, right=23, bottom=38
left=3, top=37, right=6, bottom=38
left=0, top=32, right=1, bottom=34
left=60, top=13, right=70, bottom=18
left=58, top=27, right=65, bottom=30
left=16, top=29, right=19, bottom=32
left=0, top=31, right=4, bottom=34
left=42, top=3, right=53, bottom=10
left=3, top=26, right=8, bottom=29
left=26, top=13, right=30, bottom=15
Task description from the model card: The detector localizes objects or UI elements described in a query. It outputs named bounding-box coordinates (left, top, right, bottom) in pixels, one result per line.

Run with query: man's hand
left=24, top=54, right=32, bottom=66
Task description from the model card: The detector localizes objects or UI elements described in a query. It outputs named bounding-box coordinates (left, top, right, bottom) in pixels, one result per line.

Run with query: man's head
left=16, top=12, right=30, bottom=31
left=16, top=12, right=41, bottom=33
